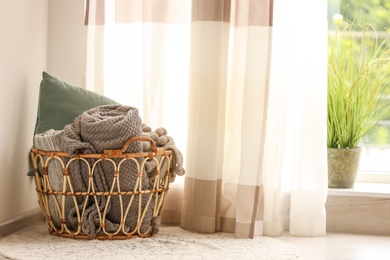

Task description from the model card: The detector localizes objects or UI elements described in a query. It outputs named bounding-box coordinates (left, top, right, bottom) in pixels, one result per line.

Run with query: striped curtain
left=85, top=0, right=328, bottom=238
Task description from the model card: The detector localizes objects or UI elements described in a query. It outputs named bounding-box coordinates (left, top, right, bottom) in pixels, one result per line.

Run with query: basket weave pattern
left=31, top=136, right=172, bottom=240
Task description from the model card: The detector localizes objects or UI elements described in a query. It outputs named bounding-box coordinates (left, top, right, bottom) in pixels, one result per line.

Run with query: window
left=328, top=0, right=390, bottom=183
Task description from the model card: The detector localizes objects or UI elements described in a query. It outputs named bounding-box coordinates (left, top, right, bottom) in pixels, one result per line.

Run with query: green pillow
left=28, top=72, right=119, bottom=176
left=34, top=71, right=119, bottom=135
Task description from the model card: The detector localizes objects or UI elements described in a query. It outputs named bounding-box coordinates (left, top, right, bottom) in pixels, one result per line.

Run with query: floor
left=276, top=232, right=390, bottom=260
left=1, top=227, right=389, bottom=260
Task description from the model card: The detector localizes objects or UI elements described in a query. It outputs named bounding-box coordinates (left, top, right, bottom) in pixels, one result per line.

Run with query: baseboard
left=0, top=208, right=44, bottom=238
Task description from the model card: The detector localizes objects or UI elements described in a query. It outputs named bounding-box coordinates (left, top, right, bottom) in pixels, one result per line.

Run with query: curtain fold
left=85, top=0, right=328, bottom=238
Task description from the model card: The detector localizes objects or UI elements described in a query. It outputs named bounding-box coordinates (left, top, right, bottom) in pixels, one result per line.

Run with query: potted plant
left=327, top=14, right=390, bottom=188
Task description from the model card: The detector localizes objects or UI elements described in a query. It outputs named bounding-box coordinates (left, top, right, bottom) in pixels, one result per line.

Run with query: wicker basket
left=30, top=136, right=172, bottom=240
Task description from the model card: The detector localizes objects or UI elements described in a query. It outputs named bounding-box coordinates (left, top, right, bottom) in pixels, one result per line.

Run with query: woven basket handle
left=104, top=136, right=164, bottom=158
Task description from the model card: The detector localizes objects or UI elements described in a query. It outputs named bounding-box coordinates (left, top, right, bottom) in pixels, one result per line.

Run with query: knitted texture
left=34, top=129, right=73, bottom=228
left=60, top=105, right=155, bottom=235
left=141, top=125, right=185, bottom=185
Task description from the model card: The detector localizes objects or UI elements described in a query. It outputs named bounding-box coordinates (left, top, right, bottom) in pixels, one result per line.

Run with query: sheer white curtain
left=85, top=0, right=328, bottom=237
left=267, top=0, right=328, bottom=236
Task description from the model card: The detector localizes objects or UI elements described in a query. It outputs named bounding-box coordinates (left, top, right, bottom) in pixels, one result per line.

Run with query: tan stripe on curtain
left=180, top=177, right=222, bottom=233
left=235, top=184, right=265, bottom=238
left=190, top=0, right=273, bottom=25
left=191, top=0, right=231, bottom=22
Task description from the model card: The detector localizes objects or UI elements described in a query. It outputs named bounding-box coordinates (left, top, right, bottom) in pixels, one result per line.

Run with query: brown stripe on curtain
left=191, top=0, right=231, bottom=22
left=84, top=0, right=105, bottom=25
left=232, top=0, right=273, bottom=26
left=115, top=0, right=191, bottom=24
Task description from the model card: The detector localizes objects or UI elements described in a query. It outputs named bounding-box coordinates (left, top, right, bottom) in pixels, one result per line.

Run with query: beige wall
left=47, top=0, right=86, bottom=86
left=0, top=0, right=86, bottom=225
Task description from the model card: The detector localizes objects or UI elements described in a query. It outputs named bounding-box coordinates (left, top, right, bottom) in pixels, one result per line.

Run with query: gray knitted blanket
left=59, top=105, right=155, bottom=236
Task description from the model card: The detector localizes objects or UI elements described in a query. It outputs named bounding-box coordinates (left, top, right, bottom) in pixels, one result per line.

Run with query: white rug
left=0, top=223, right=299, bottom=260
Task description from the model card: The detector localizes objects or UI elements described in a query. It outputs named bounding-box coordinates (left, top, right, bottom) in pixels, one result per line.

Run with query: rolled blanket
left=34, top=129, right=73, bottom=229
left=60, top=105, right=155, bottom=235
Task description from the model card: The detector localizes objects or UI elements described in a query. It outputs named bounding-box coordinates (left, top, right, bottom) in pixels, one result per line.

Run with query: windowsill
left=328, top=182, right=390, bottom=198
